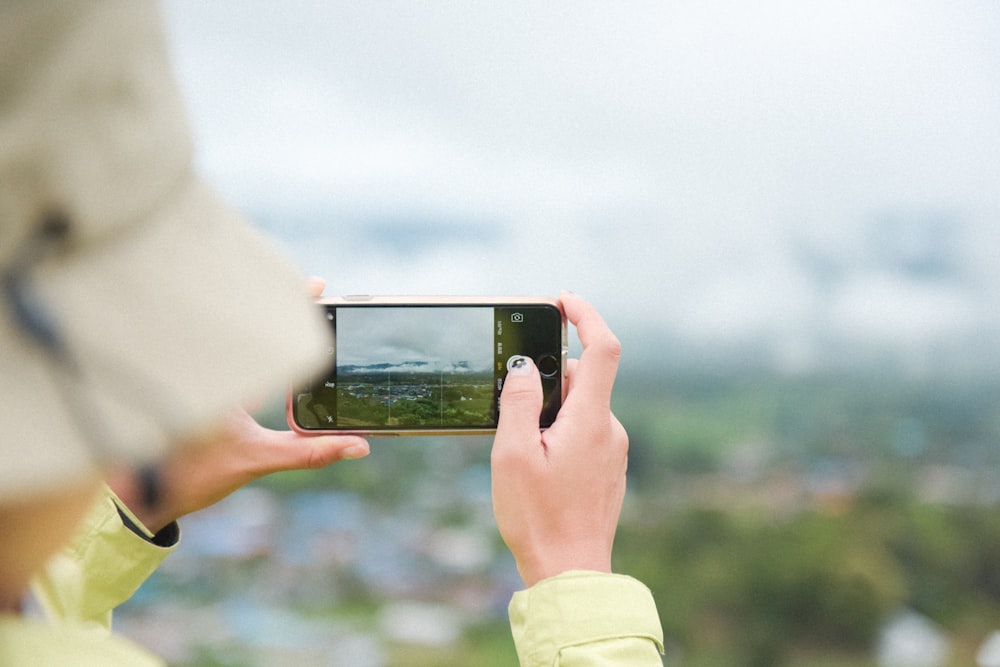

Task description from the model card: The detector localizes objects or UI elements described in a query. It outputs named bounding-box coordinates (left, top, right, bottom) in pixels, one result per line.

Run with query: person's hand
left=108, top=277, right=369, bottom=534
left=108, top=408, right=369, bottom=534
left=491, top=292, right=628, bottom=587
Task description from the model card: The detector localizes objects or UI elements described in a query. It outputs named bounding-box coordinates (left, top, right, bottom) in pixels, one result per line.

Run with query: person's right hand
left=491, top=292, right=629, bottom=588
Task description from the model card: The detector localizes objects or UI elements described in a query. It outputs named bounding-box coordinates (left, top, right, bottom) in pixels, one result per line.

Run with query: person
left=0, top=1, right=663, bottom=665
left=25, top=289, right=665, bottom=667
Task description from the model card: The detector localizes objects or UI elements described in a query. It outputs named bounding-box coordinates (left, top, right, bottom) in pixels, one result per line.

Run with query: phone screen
left=289, top=302, right=564, bottom=434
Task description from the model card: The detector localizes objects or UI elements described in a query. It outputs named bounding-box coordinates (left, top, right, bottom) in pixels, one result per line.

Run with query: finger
left=260, top=431, right=369, bottom=472
left=494, top=357, right=545, bottom=461
left=306, top=276, right=326, bottom=298
left=559, top=292, right=621, bottom=406
left=299, top=435, right=370, bottom=468
left=560, top=357, right=580, bottom=401
left=243, top=395, right=265, bottom=413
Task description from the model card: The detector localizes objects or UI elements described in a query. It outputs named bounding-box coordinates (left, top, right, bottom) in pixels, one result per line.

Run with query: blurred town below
left=116, top=340, right=1000, bottom=666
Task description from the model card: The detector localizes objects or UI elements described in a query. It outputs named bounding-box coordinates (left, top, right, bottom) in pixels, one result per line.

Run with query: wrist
left=516, top=545, right=612, bottom=588
left=106, top=466, right=176, bottom=536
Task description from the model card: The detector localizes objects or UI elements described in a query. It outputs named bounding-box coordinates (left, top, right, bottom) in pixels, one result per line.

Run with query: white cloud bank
left=162, top=0, right=1000, bottom=368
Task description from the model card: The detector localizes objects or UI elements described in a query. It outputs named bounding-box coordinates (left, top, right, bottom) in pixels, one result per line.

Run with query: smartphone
left=287, top=296, right=566, bottom=435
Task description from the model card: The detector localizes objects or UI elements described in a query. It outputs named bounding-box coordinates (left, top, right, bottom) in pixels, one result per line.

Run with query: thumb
left=258, top=431, right=370, bottom=472
left=496, top=356, right=544, bottom=448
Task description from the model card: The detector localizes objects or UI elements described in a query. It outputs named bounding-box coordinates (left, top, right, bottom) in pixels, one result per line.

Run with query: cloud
left=162, top=1, right=1000, bottom=364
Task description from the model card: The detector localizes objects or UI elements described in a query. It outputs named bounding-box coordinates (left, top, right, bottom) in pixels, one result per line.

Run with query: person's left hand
left=107, top=277, right=369, bottom=534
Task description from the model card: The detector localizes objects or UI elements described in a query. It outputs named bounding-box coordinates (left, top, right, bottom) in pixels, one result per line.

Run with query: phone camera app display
left=293, top=303, right=563, bottom=432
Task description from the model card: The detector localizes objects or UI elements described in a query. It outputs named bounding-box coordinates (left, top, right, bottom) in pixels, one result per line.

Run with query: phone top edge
left=317, top=295, right=563, bottom=308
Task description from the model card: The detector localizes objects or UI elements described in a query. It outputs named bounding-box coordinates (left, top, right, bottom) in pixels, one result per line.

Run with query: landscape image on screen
left=334, top=306, right=494, bottom=428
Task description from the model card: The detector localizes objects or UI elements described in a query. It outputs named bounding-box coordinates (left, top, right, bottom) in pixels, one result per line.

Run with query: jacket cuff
left=508, top=570, right=664, bottom=664
left=113, top=496, right=179, bottom=548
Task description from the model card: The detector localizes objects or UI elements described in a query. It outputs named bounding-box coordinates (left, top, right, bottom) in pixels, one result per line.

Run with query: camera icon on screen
left=510, top=312, right=524, bottom=323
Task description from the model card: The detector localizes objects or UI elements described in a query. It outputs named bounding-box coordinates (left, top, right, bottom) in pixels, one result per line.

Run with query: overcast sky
left=335, top=306, right=491, bottom=371
left=161, top=1, right=1000, bottom=368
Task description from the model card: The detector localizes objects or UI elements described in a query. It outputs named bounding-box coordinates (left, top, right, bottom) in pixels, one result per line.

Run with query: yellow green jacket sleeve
left=4, top=485, right=174, bottom=664
left=30, top=485, right=178, bottom=631
left=508, top=570, right=665, bottom=666
left=0, top=616, right=163, bottom=666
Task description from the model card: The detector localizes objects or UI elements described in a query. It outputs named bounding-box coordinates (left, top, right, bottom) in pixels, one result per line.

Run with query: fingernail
left=506, top=355, right=534, bottom=376
left=342, top=443, right=370, bottom=460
